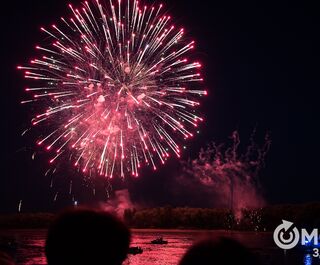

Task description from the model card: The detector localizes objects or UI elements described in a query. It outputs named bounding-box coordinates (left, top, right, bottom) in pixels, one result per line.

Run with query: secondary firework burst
left=18, top=0, right=207, bottom=179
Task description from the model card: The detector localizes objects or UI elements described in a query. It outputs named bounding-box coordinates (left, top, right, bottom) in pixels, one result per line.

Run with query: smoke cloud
left=174, top=130, right=271, bottom=218
left=100, top=189, right=136, bottom=218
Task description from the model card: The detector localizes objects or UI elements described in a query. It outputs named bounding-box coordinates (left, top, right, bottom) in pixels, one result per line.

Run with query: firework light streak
left=18, top=0, right=206, bottom=179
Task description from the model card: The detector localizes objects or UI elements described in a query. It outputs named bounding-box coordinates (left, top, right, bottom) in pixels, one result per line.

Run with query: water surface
left=0, top=229, right=318, bottom=265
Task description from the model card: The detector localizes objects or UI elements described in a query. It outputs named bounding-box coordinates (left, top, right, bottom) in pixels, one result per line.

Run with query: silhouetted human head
left=45, top=209, right=131, bottom=265
left=179, top=237, right=260, bottom=265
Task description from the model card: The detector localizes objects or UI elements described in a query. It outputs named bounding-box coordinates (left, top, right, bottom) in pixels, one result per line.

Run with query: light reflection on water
left=0, top=229, right=318, bottom=265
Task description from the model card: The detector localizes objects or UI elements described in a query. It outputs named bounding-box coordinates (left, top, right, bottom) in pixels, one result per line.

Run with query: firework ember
left=18, top=0, right=206, bottom=178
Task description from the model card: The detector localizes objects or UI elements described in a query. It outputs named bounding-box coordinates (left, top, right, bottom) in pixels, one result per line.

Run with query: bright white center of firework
left=97, top=95, right=105, bottom=103
left=124, top=66, right=131, bottom=74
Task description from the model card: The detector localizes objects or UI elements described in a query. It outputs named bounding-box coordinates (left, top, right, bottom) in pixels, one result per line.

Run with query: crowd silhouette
left=0, top=209, right=261, bottom=265
left=45, top=209, right=131, bottom=265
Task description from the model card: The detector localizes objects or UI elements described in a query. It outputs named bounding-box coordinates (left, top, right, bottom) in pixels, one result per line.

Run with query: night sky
left=1, top=0, right=318, bottom=213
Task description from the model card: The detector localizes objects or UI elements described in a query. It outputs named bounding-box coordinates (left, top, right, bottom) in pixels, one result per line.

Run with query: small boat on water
left=128, top=246, right=143, bottom=255
left=150, top=237, right=168, bottom=245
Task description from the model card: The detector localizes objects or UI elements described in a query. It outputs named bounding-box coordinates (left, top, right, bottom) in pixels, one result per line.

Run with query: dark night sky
left=0, top=0, right=318, bottom=213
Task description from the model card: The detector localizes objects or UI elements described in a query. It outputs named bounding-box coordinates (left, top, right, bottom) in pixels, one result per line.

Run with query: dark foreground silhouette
left=45, top=209, right=131, bottom=265
left=179, top=237, right=261, bottom=265
left=0, top=251, right=15, bottom=265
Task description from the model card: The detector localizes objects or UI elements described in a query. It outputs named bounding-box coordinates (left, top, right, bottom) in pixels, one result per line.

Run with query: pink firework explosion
left=18, top=0, right=207, bottom=179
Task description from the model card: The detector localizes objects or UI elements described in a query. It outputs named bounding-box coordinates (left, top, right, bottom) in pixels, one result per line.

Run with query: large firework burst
left=18, top=0, right=206, bottom=179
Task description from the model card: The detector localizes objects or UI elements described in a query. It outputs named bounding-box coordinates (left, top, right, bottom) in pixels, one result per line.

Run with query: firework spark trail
left=180, top=131, right=271, bottom=217
left=19, top=0, right=206, bottom=179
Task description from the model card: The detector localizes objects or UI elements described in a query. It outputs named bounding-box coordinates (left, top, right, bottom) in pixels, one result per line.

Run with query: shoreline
left=0, top=225, right=271, bottom=232
left=1, top=202, right=320, bottom=231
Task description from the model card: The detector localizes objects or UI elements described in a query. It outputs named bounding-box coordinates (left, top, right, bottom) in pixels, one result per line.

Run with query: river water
left=0, top=229, right=318, bottom=265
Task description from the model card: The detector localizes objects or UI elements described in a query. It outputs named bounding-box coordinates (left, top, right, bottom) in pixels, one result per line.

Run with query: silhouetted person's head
left=179, top=237, right=260, bottom=265
left=45, top=209, right=131, bottom=265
